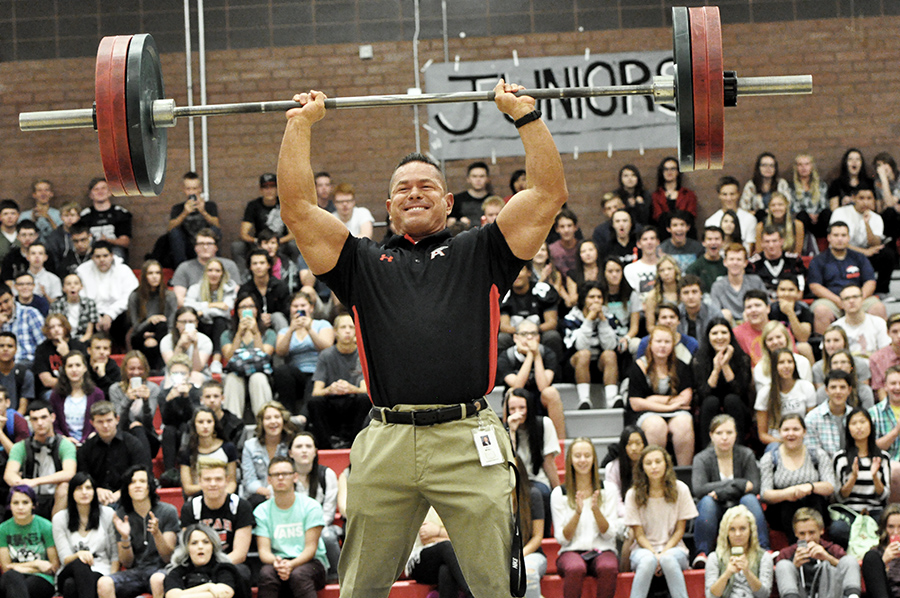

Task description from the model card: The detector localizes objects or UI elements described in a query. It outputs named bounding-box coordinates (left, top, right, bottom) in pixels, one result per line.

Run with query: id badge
left=473, top=428, right=504, bottom=466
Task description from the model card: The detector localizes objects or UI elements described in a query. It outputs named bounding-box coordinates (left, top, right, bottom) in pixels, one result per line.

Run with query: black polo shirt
left=318, top=223, right=524, bottom=407
left=77, top=430, right=152, bottom=491
left=180, top=493, right=254, bottom=553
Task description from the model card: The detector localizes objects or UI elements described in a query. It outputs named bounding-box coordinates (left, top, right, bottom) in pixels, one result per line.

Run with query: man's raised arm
left=494, top=80, right=568, bottom=260
left=277, top=91, right=350, bottom=276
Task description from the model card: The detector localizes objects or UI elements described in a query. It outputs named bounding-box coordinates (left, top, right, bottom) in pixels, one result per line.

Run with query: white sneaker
left=209, top=360, right=223, bottom=375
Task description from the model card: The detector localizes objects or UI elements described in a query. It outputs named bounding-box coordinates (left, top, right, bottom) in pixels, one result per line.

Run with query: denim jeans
left=629, top=547, right=689, bottom=598
left=694, top=493, right=770, bottom=554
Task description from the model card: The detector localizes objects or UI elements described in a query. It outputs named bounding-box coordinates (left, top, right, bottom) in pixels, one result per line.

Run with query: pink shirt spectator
left=870, top=345, right=900, bottom=393
left=548, top=240, right=577, bottom=278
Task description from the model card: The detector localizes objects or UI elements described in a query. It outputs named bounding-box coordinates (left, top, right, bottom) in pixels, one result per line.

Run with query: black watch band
left=514, top=110, right=542, bottom=128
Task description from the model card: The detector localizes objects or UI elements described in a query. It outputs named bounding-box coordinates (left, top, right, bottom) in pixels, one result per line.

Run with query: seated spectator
left=549, top=209, right=580, bottom=278
left=178, top=406, right=238, bottom=498
left=45, top=202, right=81, bottom=272
left=330, top=183, right=373, bottom=239
left=733, top=291, right=796, bottom=371
left=0, top=199, right=19, bottom=263
left=627, top=326, right=694, bottom=465
left=869, top=365, right=900, bottom=503
left=20, top=180, right=61, bottom=243
left=600, top=257, right=640, bottom=349
left=86, top=333, right=121, bottom=399
left=753, top=321, right=814, bottom=396
left=805, top=370, right=855, bottom=458
left=25, top=243, right=60, bottom=302
left=50, top=273, right=97, bottom=345
left=97, top=464, right=179, bottom=598
left=221, top=292, right=275, bottom=421
left=677, top=274, right=724, bottom=344
left=635, top=302, right=698, bottom=365
left=591, top=194, right=626, bottom=252
left=651, top=156, right=697, bottom=237
left=50, top=351, right=105, bottom=446
left=171, top=230, right=241, bottom=307
left=741, top=152, right=792, bottom=217
left=54, top=222, right=93, bottom=279
left=601, top=426, right=647, bottom=517
left=834, top=283, right=890, bottom=358
left=160, top=524, right=243, bottom=598
left=768, top=276, right=812, bottom=344
left=704, top=176, right=758, bottom=252
left=563, top=282, right=620, bottom=410
left=789, top=153, right=830, bottom=239
left=861, top=505, right=900, bottom=598
left=704, top=504, right=774, bottom=598
left=14, top=272, right=49, bottom=317
left=623, top=226, right=661, bottom=301
left=814, top=325, right=870, bottom=389
left=773, top=507, right=861, bottom=598
left=240, top=401, right=296, bottom=508
left=832, top=185, right=895, bottom=295
left=158, top=355, right=201, bottom=483
left=498, top=262, right=563, bottom=360
left=831, top=407, right=891, bottom=548
left=505, top=388, right=560, bottom=535
left=3, top=399, right=77, bottom=518
left=623, top=445, right=698, bottom=598
left=616, top=164, right=651, bottom=225
left=498, top=319, right=564, bottom=438
left=753, top=192, right=805, bottom=255
left=0, top=332, right=35, bottom=414
left=692, top=318, right=753, bottom=446
left=0, top=484, right=60, bottom=598
left=403, top=507, right=471, bottom=598
left=184, top=257, right=237, bottom=365
left=0, top=385, right=30, bottom=454
left=684, top=226, right=726, bottom=293
left=874, top=151, right=900, bottom=215
left=602, top=209, right=638, bottom=266
left=109, top=350, right=162, bottom=458
left=829, top=148, right=873, bottom=209
left=77, top=400, right=152, bottom=506
left=52, top=472, right=118, bottom=598
left=872, top=313, right=900, bottom=401
left=232, top=173, right=296, bottom=282
left=506, top=168, right=527, bottom=202
left=760, top=414, right=834, bottom=541
left=710, top=244, right=767, bottom=326
left=643, top=255, right=682, bottom=329
left=76, top=241, right=138, bottom=349
left=659, top=210, right=702, bottom=272
left=238, top=248, right=290, bottom=333
left=289, top=433, right=341, bottom=581
left=273, top=292, right=334, bottom=418
left=179, top=459, right=254, bottom=584
left=0, top=282, right=45, bottom=366
left=532, top=241, right=576, bottom=310
left=32, top=313, right=87, bottom=400
left=755, top=349, right=816, bottom=447
left=814, top=351, right=874, bottom=409
left=1, top=219, right=40, bottom=288
left=571, top=239, right=601, bottom=290
left=479, top=195, right=503, bottom=227
left=161, top=307, right=213, bottom=386
left=167, top=172, right=221, bottom=267
left=692, top=415, right=768, bottom=568
left=747, top=227, right=807, bottom=300
left=308, top=313, right=369, bottom=449
left=550, top=438, right=620, bottom=598
left=253, top=455, right=328, bottom=598
left=127, top=260, right=177, bottom=373
left=808, top=221, right=886, bottom=335
left=257, top=230, right=300, bottom=292
left=80, top=178, right=132, bottom=262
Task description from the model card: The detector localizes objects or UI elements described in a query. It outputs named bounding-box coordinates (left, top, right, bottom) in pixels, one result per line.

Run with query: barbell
left=18, top=6, right=812, bottom=197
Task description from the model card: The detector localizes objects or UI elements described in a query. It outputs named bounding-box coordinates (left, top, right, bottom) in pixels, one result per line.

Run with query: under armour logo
left=430, top=245, right=449, bottom=260
left=380, top=254, right=394, bottom=262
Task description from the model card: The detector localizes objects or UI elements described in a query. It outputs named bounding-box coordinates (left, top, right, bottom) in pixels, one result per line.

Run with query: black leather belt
left=370, top=397, right=488, bottom=426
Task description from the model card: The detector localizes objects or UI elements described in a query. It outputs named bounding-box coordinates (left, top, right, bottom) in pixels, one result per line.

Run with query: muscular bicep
left=282, top=204, right=349, bottom=275
left=496, top=188, right=562, bottom=260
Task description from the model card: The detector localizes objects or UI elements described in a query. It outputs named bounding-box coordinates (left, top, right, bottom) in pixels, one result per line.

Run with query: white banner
left=424, top=51, right=678, bottom=160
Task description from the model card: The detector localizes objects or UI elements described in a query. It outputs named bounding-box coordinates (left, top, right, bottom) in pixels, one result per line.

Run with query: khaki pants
left=338, top=405, right=515, bottom=598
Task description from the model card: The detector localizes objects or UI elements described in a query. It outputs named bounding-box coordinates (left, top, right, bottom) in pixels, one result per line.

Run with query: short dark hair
left=92, top=240, right=114, bottom=255
left=467, top=161, right=489, bottom=175
left=0, top=331, right=16, bottom=346
left=0, top=199, right=19, bottom=213
left=16, top=219, right=37, bottom=233
left=27, top=399, right=52, bottom=416
left=195, top=228, right=217, bottom=242
left=314, top=171, right=331, bottom=180
left=0, top=284, right=12, bottom=299
left=247, top=248, right=272, bottom=269
left=555, top=208, right=578, bottom=227
left=89, top=401, right=117, bottom=419
left=680, top=274, right=702, bottom=290
left=762, top=225, right=783, bottom=237
left=703, top=226, right=723, bottom=240
left=828, top=221, right=850, bottom=234
left=639, top=226, right=659, bottom=240
left=69, top=222, right=91, bottom=237
left=824, top=369, right=852, bottom=388
left=777, top=275, right=800, bottom=290
left=183, top=171, right=200, bottom=182
left=256, top=229, right=278, bottom=243
left=743, top=289, right=769, bottom=306
left=716, top=176, right=740, bottom=193
left=655, top=301, right=679, bottom=318
left=668, top=210, right=692, bottom=226
left=268, top=455, right=295, bottom=473
left=90, top=331, right=111, bottom=346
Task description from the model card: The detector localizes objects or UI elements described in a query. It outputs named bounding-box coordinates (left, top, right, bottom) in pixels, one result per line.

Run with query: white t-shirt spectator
left=754, top=379, right=817, bottom=439
left=834, top=314, right=891, bottom=357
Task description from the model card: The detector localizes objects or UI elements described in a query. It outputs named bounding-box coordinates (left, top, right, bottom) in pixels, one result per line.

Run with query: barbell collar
left=734, top=75, right=812, bottom=98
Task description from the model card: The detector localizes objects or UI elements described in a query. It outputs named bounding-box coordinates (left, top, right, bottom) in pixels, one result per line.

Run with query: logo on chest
left=430, top=246, right=449, bottom=260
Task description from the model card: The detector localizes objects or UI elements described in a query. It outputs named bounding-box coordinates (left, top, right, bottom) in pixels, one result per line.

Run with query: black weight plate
left=126, top=33, right=167, bottom=196
left=672, top=7, right=694, bottom=172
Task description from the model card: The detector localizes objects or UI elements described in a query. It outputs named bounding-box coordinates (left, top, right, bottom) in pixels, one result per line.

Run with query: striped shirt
left=869, top=400, right=900, bottom=461
left=804, top=402, right=849, bottom=459
left=833, top=449, right=890, bottom=512
left=760, top=446, right=834, bottom=496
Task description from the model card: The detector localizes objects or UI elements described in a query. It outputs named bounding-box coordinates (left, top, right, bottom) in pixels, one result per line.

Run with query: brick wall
left=0, top=15, right=896, bottom=266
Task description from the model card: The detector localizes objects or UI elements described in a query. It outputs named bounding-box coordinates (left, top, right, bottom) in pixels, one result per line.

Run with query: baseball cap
left=259, top=173, right=277, bottom=186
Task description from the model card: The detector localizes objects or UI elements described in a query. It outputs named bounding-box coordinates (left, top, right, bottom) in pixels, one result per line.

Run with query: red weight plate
left=96, top=36, right=139, bottom=196
left=705, top=7, right=725, bottom=170
left=689, top=7, right=710, bottom=170
left=95, top=37, right=124, bottom=196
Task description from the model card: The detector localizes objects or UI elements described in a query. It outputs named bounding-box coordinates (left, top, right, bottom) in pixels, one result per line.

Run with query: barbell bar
left=17, top=6, right=812, bottom=197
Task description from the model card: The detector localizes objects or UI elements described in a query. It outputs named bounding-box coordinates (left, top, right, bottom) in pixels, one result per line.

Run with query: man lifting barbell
left=276, top=79, right=566, bottom=598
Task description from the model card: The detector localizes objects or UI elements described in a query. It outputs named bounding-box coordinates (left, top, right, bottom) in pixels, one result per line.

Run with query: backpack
left=23, top=435, right=63, bottom=479
left=191, top=493, right=241, bottom=520
left=828, top=503, right=880, bottom=559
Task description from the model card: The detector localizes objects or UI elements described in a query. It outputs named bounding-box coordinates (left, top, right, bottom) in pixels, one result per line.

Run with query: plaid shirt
left=870, top=400, right=900, bottom=461
left=49, top=296, right=99, bottom=339
left=804, top=401, right=848, bottom=458
left=1, top=303, right=45, bottom=362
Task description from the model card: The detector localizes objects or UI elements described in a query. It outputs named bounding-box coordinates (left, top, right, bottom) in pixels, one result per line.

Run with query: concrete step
left=563, top=408, right=624, bottom=439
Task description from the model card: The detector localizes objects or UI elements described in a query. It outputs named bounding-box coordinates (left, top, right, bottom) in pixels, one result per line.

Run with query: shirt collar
left=385, top=229, right=452, bottom=251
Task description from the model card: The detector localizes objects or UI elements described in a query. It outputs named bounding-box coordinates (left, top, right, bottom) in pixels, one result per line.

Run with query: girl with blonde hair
left=704, top=504, right=773, bottom=597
